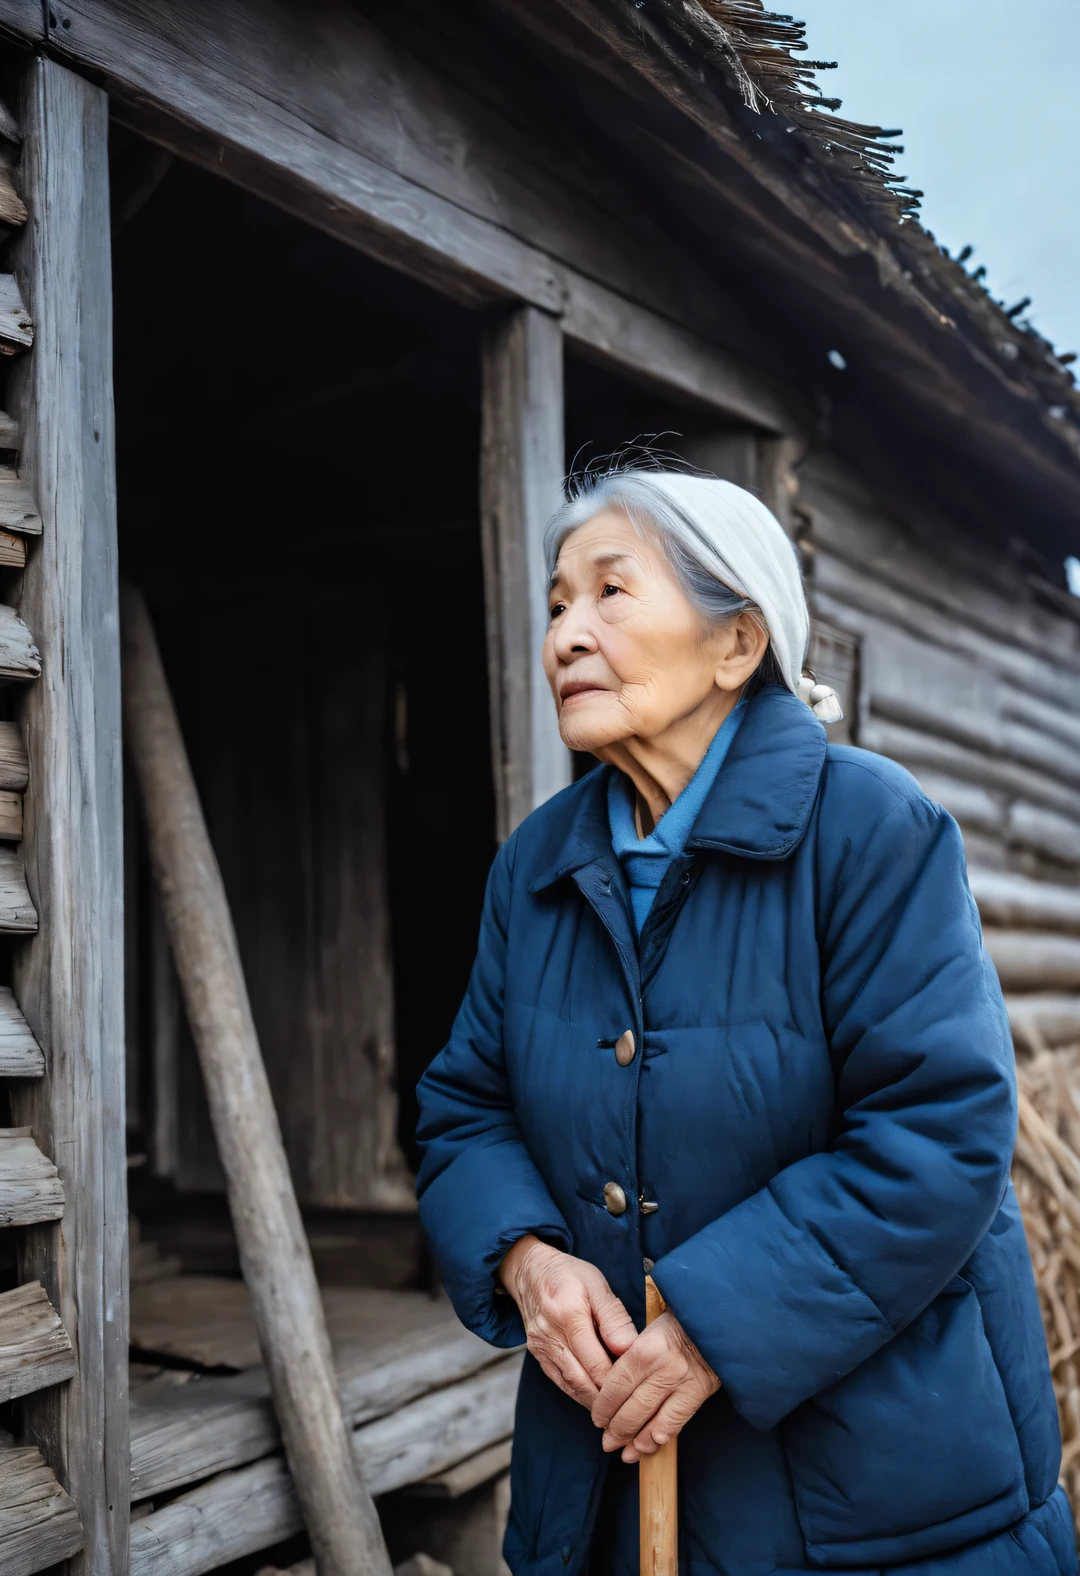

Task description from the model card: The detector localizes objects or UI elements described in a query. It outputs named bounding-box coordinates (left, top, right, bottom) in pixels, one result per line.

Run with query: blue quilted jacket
left=416, top=685, right=1075, bottom=1576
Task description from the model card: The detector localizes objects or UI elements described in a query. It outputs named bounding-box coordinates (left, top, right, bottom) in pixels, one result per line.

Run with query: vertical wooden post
left=480, top=305, right=570, bottom=841
left=7, top=58, right=129, bottom=1576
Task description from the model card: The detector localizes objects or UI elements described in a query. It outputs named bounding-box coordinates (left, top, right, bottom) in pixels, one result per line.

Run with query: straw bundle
left=1013, top=1046, right=1080, bottom=1529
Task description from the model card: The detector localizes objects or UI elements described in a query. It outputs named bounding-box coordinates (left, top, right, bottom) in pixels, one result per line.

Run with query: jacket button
left=603, top=1182, right=628, bottom=1216
left=614, top=1029, right=635, bottom=1067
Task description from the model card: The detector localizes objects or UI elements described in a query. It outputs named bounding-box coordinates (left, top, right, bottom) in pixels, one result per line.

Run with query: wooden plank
left=0, top=604, right=41, bottom=679
left=984, top=929, right=1080, bottom=993
left=0, top=720, right=28, bottom=789
left=130, top=1278, right=464, bottom=1372
left=7, top=56, right=129, bottom=1576
left=1008, top=801, right=1080, bottom=866
left=0, top=1280, right=75, bottom=1403
left=0, top=1130, right=64, bottom=1225
left=0, top=846, right=37, bottom=932
left=0, top=468, right=42, bottom=535
left=480, top=306, right=570, bottom=839
left=0, top=274, right=33, bottom=352
left=0, top=985, right=44, bottom=1076
left=129, top=1356, right=524, bottom=1576
left=0, top=529, right=27, bottom=567
left=122, top=590, right=391, bottom=1576
left=405, top=1437, right=513, bottom=1499
left=801, top=457, right=1080, bottom=676
left=968, top=868, right=1080, bottom=934
left=42, top=0, right=790, bottom=429
left=859, top=714, right=1080, bottom=827
left=561, top=280, right=786, bottom=432
left=0, top=1444, right=83, bottom=1576
left=131, top=1300, right=502, bottom=1501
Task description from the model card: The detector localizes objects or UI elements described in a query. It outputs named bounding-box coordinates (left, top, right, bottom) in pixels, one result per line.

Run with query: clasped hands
left=499, top=1235, right=719, bottom=1463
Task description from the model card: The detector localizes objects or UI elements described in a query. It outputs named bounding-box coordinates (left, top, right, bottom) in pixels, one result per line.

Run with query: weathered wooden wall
left=801, top=453, right=1080, bottom=1048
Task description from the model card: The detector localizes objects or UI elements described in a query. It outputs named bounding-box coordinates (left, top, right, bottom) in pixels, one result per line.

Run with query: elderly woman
left=415, top=469, right=1072, bottom=1576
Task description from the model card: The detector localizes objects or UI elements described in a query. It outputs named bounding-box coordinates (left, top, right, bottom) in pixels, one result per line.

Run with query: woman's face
left=542, top=509, right=765, bottom=754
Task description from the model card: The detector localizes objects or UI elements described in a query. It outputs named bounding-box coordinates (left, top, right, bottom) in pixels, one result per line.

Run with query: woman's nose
left=551, top=602, right=600, bottom=662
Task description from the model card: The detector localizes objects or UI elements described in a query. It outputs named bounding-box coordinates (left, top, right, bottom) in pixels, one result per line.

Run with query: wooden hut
left=0, top=2, right=1075, bottom=1573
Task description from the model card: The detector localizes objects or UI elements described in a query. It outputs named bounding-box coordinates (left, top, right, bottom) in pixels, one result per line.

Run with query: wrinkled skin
left=500, top=1235, right=720, bottom=1462
left=541, top=507, right=767, bottom=831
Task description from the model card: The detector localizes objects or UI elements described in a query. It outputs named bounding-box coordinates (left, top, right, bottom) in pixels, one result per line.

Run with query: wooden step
left=0, top=848, right=37, bottom=933
left=0, top=151, right=26, bottom=230
left=0, top=1131, right=63, bottom=1226
left=0, top=988, right=43, bottom=1077
left=0, top=411, right=21, bottom=451
left=130, top=1283, right=501, bottom=1501
left=0, top=605, right=40, bottom=679
left=0, top=721, right=29, bottom=790
left=0, top=1282, right=75, bottom=1403
left=0, top=277, right=32, bottom=353
left=129, top=1355, right=522, bottom=1576
left=0, top=1444, right=82, bottom=1576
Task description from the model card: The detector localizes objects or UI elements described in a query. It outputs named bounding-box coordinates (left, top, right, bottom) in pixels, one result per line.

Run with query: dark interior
left=111, top=130, right=735, bottom=1282
left=114, top=136, right=495, bottom=1277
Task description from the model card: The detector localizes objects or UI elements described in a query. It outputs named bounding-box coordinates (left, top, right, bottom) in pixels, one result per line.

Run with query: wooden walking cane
left=640, top=1276, right=678, bottom=1576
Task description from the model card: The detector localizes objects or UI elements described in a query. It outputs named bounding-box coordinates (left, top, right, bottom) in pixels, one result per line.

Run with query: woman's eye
left=600, top=584, right=621, bottom=599
left=549, top=602, right=565, bottom=620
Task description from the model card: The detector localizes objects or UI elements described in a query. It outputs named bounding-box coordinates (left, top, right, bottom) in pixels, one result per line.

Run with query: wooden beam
left=121, top=589, right=392, bottom=1576
left=7, top=56, right=129, bottom=1576
left=0, top=986, right=44, bottom=1076
left=35, top=0, right=788, bottom=430
left=0, top=1444, right=83, bottom=1576
left=561, top=280, right=785, bottom=431
left=0, top=1281, right=76, bottom=1404
left=481, top=306, right=570, bottom=839
left=0, top=1131, right=65, bottom=1226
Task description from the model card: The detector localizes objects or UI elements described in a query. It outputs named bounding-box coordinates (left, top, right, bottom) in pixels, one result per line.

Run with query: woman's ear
left=713, top=612, right=769, bottom=692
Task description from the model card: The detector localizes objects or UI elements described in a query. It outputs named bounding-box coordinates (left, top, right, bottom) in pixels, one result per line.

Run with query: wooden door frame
left=8, top=54, right=127, bottom=1576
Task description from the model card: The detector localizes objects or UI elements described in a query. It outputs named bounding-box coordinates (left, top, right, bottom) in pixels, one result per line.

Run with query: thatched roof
left=495, top=0, right=1080, bottom=546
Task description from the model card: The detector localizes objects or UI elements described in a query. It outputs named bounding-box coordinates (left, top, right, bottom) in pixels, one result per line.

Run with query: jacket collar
left=527, top=685, right=827, bottom=894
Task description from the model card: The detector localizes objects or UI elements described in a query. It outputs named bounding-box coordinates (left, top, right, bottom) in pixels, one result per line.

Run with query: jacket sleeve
left=652, top=777, right=1016, bottom=1431
left=415, top=834, right=571, bottom=1347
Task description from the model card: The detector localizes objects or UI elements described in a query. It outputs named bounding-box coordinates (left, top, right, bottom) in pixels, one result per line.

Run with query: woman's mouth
left=560, top=682, right=608, bottom=702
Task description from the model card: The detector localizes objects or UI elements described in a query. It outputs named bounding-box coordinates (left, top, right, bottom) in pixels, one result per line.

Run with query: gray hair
left=544, top=469, right=787, bottom=688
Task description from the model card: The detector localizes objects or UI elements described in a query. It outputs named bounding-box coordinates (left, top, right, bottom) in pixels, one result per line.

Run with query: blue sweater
left=607, top=702, right=746, bottom=932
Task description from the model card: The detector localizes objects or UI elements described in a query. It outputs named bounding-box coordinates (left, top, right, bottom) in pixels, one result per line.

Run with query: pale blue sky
left=795, top=0, right=1080, bottom=358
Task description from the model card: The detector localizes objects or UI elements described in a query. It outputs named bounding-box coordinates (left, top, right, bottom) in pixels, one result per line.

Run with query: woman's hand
left=499, top=1235, right=638, bottom=1408
left=592, top=1309, right=720, bottom=1463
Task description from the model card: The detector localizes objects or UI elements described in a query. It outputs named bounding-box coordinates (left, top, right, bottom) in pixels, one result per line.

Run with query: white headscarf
left=625, top=472, right=809, bottom=696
